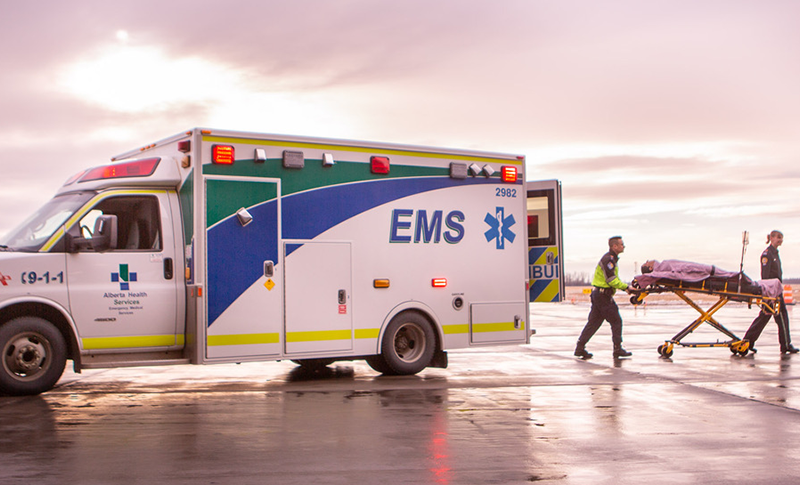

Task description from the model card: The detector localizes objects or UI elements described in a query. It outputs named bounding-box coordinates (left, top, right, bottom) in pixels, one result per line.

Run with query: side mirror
left=90, top=215, right=118, bottom=252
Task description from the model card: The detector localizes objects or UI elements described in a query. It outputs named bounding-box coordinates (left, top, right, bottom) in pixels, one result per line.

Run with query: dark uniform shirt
left=760, top=245, right=782, bottom=282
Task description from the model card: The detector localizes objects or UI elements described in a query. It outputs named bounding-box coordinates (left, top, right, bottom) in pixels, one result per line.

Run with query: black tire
left=379, top=312, right=436, bottom=375
left=365, top=355, right=391, bottom=374
left=290, top=358, right=335, bottom=370
left=0, top=317, right=67, bottom=396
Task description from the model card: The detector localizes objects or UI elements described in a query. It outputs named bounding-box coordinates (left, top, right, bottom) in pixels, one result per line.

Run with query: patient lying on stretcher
left=635, top=259, right=783, bottom=299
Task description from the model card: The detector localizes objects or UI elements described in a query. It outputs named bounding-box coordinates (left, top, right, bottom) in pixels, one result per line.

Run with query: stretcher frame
left=631, top=277, right=780, bottom=358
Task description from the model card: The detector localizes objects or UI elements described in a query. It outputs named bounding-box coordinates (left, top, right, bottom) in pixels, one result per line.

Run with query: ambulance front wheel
left=0, top=317, right=67, bottom=396
left=378, top=312, right=436, bottom=375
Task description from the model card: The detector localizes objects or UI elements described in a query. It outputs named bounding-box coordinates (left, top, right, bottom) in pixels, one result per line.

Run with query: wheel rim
left=3, top=332, right=52, bottom=382
left=393, top=322, right=426, bottom=363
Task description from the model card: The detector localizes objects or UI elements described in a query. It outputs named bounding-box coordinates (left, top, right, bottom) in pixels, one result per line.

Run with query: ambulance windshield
left=0, top=192, right=95, bottom=252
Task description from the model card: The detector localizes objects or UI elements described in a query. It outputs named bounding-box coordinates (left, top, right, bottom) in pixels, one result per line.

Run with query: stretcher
left=630, top=274, right=780, bottom=358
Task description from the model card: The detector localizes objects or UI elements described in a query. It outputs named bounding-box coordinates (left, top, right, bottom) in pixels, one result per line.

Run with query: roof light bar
left=80, top=158, right=160, bottom=183
left=63, top=169, right=88, bottom=186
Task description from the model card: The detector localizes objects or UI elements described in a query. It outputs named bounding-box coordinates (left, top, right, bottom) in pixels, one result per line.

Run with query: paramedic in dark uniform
left=742, top=230, right=798, bottom=354
left=574, top=236, right=633, bottom=359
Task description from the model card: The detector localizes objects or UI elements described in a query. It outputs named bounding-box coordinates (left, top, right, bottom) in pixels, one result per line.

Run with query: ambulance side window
left=73, top=195, right=162, bottom=252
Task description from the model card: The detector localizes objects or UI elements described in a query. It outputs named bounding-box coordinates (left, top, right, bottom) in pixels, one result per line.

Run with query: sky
left=2, top=0, right=800, bottom=280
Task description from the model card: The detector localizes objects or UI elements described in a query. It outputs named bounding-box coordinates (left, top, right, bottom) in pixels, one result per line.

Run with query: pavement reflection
left=0, top=301, right=799, bottom=484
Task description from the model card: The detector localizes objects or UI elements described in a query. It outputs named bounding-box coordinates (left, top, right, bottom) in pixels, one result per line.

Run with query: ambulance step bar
left=78, top=350, right=190, bottom=370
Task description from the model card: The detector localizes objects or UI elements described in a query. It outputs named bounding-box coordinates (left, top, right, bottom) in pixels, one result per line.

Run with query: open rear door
left=527, top=180, right=564, bottom=302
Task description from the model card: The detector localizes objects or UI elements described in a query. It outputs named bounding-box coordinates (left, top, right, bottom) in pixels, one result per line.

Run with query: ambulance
left=0, top=128, right=531, bottom=395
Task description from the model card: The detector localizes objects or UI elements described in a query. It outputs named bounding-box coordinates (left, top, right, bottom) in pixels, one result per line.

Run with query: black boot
left=613, top=346, right=632, bottom=358
left=574, top=342, right=593, bottom=360
left=782, top=345, right=799, bottom=354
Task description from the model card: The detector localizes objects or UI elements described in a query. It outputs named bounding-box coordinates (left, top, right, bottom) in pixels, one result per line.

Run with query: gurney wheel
left=730, top=340, right=751, bottom=356
left=731, top=346, right=749, bottom=357
left=657, top=344, right=673, bottom=358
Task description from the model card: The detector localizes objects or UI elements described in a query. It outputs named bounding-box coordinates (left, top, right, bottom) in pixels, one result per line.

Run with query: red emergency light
left=432, top=278, right=448, bottom=288
left=212, top=145, right=235, bottom=164
left=501, top=166, right=518, bottom=183
left=80, top=158, right=160, bottom=183
left=371, top=156, right=390, bottom=174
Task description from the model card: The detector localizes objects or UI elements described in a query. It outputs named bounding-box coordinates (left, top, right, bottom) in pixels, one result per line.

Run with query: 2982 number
left=495, top=188, right=517, bottom=198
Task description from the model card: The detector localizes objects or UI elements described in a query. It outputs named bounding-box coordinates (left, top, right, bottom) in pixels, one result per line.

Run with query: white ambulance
left=0, top=128, right=530, bottom=395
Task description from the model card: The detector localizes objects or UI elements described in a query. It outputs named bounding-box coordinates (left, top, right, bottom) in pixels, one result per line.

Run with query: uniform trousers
left=578, top=289, right=623, bottom=348
left=743, top=296, right=792, bottom=351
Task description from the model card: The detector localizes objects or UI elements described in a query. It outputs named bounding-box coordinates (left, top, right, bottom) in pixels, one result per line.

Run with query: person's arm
left=602, top=255, right=629, bottom=290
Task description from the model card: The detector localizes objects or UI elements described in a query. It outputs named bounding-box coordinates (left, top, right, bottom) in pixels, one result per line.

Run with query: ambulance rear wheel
left=365, top=355, right=392, bottom=374
left=380, top=312, right=436, bottom=375
left=0, top=317, right=67, bottom=396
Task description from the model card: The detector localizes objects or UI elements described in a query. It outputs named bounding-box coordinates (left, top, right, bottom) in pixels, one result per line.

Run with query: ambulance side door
left=66, top=191, right=181, bottom=351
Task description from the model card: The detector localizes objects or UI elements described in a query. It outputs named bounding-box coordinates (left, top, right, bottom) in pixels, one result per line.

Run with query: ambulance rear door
left=527, top=180, right=564, bottom=303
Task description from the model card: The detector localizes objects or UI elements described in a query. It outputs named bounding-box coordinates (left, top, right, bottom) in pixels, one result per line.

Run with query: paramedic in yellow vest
left=575, top=236, right=633, bottom=359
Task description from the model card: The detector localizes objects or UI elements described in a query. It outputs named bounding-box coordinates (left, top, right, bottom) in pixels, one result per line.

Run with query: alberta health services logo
left=111, top=264, right=137, bottom=291
left=484, top=207, right=516, bottom=249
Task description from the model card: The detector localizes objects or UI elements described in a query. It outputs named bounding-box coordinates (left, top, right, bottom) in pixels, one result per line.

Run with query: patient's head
left=641, top=260, right=657, bottom=274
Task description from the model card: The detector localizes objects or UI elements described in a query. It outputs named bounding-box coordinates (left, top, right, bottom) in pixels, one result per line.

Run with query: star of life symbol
left=111, top=264, right=137, bottom=291
left=484, top=207, right=516, bottom=249
left=0, top=272, right=10, bottom=286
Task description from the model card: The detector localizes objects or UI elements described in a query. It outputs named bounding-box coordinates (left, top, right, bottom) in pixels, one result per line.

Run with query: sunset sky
left=2, top=0, right=799, bottom=279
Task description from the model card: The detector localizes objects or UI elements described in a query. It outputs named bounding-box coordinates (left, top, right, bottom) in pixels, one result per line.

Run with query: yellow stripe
left=443, top=324, right=469, bottom=335
left=472, top=322, right=524, bottom=333
left=355, top=328, right=380, bottom=339
left=82, top=334, right=181, bottom=350
left=286, top=329, right=352, bottom=343
left=41, top=189, right=168, bottom=252
left=207, top=333, right=279, bottom=346
left=203, top=135, right=523, bottom=165
left=531, top=279, right=561, bottom=303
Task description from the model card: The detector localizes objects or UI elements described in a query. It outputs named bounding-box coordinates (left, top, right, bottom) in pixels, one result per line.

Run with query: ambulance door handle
left=264, top=260, right=274, bottom=278
left=338, top=289, right=347, bottom=304
left=164, top=258, right=174, bottom=280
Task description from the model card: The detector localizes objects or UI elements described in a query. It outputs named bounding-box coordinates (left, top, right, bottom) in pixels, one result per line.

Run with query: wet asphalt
left=1, top=300, right=799, bottom=484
